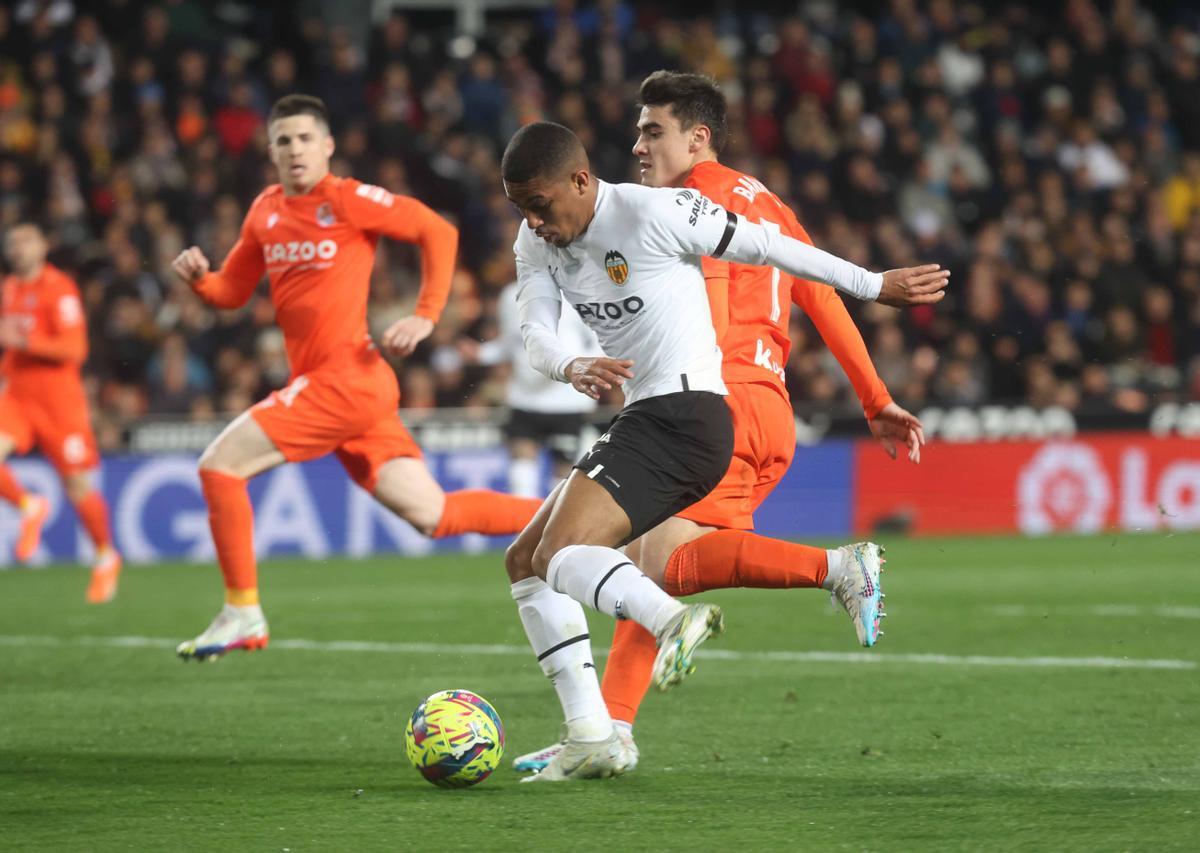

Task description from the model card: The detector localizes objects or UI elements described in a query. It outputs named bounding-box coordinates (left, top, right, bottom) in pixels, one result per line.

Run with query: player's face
left=504, top=169, right=594, bottom=248
left=633, top=105, right=705, bottom=188
left=268, top=114, right=335, bottom=194
left=3, top=225, right=47, bottom=275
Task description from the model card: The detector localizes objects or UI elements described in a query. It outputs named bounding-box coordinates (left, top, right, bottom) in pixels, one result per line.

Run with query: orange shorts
left=0, top=390, right=100, bottom=475
left=251, top=357, right=421, bottom=492
left=675, top=382, right=795, bottom=530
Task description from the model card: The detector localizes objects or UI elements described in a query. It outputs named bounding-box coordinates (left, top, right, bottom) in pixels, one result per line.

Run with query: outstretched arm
left=720, top=214, right=949, bottom=306
left=792, top=280, right=892, bottom=418
left=646, top=189, right=949, bottom=306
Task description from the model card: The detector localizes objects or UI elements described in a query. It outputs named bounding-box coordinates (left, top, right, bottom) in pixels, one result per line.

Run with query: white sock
left=546, top=544, right=684, bottom=637
left=614, top=719, right=633, bottom=735
left=821, top=548, right=844, bottom=591
left=224, top=602, right=265, bottom=621
left=511, top=576, right=612, bottom=742
left=509, top=457, right=542, bottom=498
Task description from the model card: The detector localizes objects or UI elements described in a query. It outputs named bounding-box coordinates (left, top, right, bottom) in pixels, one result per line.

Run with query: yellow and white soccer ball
left=404, top=689, right=505, bottom=788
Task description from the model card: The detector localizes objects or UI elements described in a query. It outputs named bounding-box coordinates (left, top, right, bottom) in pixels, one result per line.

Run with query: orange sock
left=431, top=489, right=542, bottom=538
left=601, top=619, right=658, bottom=725
left=73, top=491, right=112, bottom=550
left=663, top=529, right=828, bottom=597
left=0, top=465, right=27, bottom=506
left=199, top=469, right=258, bottom=605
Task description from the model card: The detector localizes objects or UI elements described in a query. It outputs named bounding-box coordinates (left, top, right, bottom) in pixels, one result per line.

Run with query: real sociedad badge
left=604, top=250, right=629, bottom=285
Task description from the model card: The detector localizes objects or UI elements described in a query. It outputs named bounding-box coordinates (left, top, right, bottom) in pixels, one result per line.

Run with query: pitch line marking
left=0, top=634, right=1193, bottom=671
left=990, top=605, right=1200, bottom=620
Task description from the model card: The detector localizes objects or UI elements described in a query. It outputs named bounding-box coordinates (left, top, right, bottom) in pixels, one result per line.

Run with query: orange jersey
left=686, top=161, right=892, bottom=418
left=193, top=174, right=458, bottom=378
left=1, top=263, right=88, bottom=400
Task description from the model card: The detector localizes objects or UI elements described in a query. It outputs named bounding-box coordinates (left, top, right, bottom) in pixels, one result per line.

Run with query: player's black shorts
left=573, top=391, right=733, bottom=542
left=506, top=408, right=588, bottom=464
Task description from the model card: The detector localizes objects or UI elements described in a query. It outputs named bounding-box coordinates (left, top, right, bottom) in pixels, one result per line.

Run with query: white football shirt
left=515, top=179, right=883, bottom=405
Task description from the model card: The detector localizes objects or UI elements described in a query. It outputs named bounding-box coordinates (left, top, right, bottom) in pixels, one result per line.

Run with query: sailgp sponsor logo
left=262, top=240, right=338, bottom=266
left=674, top=190, right=710, bottom=226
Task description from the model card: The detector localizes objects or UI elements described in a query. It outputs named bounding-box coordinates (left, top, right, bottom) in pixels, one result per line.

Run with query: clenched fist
left=172, top=246, right=211, bottom=284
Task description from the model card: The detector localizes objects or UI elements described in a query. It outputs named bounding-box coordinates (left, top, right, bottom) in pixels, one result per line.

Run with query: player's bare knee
left=63, top=474, right=92, bottom=503
left=505, top=537, right=537, bottom=582
left=408, top=507, right=440, bottom=538
left=197, top=442, right=227, bottom=474
left=531, top=533, right=574, bottom=580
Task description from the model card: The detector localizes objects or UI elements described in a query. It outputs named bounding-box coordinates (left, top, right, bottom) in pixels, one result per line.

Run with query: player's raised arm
left=340, top=182, right=459, bottom=356
left=173, top=226, right=265, bottom=310
left=646, top=189, right=949, bottom=307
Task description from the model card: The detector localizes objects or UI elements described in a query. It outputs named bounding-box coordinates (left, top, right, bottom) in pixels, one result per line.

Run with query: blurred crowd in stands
left=1, top=0, right=1199, bottom=448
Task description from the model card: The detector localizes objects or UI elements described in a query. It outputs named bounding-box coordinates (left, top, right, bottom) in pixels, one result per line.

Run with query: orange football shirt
left=1, top=263, right=89, bottom=400
left=193, top=174, right=458, bottom=378
left=686, top=160, right=892, bottom=418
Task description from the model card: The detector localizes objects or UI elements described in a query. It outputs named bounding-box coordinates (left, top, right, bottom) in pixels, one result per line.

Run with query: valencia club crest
left=604, top=250, right=629, bottom=285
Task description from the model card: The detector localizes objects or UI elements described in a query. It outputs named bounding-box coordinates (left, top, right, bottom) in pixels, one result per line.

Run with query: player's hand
left=0, top=317, right=26, bottom=349
left=876, top=265, right=950, bottom=307
left=382, top=315, right=435, bottom=357
left=172, top=246, right=211, bottom=284
left=567, top=356, right=634, bottom=400
left=868, top=402, right=925, bottom=463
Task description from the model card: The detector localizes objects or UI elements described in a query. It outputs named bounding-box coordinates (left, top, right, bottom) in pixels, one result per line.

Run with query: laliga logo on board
left=1017, top=443, right=1111, bottom=534
left=1017, top=440, right=1200, bottom=533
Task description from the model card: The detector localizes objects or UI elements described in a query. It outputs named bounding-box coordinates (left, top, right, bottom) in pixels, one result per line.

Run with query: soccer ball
left=404, top=689, right=505, bottom=788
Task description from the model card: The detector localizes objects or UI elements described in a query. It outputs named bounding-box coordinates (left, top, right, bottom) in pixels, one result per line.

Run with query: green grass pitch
left=1, top=534, right=1197, bottom=851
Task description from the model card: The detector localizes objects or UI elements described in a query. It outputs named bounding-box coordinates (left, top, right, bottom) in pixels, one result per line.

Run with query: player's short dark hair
left=638, top=71, right=728, bottom=155
left=501, top=122, right=588, bottom=184
left=267, top=94, right=330, bottom=131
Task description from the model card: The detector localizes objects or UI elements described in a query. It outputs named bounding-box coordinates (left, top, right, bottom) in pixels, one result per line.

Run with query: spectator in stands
left=0, top=0, right=1196, bottom=444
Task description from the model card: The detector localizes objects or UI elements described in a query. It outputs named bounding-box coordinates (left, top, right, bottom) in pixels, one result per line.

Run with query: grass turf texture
left=1, top=534, right=1197, bottom=852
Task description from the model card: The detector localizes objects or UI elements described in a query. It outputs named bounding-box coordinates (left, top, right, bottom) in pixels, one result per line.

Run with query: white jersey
left=515, top=179, right=883, bottom=406
left=490, top=281, right=599, bottom=414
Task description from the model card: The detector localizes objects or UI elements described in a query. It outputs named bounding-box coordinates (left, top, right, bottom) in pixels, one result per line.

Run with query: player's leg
left=35, top=406, right=120, bottom=601
left=666, top=387, right=886, bottom=645
left=505, top=479, right=635, bottom=780
left=176, top=410, right=286, bottom=659
left=62, top=469, right=121, bottom=603
left=508, top=437, right=542, bottom=498
left=336, top=416, right=542, bottom=538
left=0, top=399, right=48, bottom=562
left=505, top=407, right=544, bottom=498
left=197, top=409, right=287, bottom=602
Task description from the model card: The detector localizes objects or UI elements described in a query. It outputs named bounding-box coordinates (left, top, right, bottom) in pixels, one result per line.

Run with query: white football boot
left=828, top=542, right=887, bottom=647
left=176, top=604, right=270, bottom=661
left=520, top=729, right=636, bottom=783
left=651, top=602, right=725, bottom=691
left=513, top=726, right=639, bottom=774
